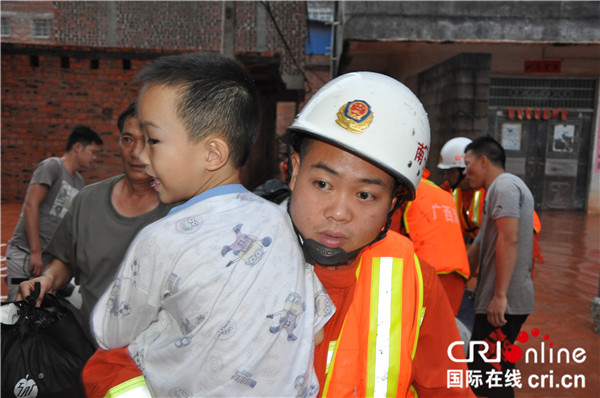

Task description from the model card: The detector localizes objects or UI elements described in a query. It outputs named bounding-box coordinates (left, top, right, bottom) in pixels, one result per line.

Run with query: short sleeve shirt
left=9, top=157, right=84, bottom=250
left=43, top=175, right=174, bottom=320
left=474, top=173, right=535, bottom=314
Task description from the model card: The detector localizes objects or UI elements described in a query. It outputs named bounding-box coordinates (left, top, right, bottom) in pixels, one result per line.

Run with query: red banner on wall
left=524, top=60, right=562, bottom=74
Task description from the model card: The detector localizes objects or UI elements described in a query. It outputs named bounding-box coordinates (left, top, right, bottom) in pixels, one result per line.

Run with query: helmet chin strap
left=298, top=236, right=363, bottom=267
left=287, top=187, right=410, bottom=267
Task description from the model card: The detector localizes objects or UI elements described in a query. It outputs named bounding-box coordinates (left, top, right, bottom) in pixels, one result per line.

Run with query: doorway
left=488, top=77, right=596, bottom=211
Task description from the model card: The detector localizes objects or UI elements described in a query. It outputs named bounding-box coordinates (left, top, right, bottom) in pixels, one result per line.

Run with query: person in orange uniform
left=390, top=169, right=470, bottom=316
left=438, top=137, right=486, bottom=245
left=283, top=72, right=474, bottom=397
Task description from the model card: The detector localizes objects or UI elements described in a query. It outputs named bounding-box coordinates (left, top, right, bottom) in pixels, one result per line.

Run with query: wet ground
left=1, top=203, right=598, bottom=397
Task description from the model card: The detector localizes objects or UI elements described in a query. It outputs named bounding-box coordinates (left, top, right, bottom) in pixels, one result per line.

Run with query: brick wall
left=1, top=1, right=311, bottom=201
left=1, top=44, right=297, bottom=201
left=2, top=1, right=307, bottom=76
left=1, top=46, right=171, bottom=201
left=417, top=53, right=492, bottom=184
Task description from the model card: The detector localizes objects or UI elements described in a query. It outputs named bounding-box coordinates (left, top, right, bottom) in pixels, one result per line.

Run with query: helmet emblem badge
left=336, top=100, right=373, bottom=133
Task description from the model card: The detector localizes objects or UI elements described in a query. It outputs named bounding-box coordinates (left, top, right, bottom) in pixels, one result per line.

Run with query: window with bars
left=1, top=17, right=11, bottom=37
left=489, top=77, right=596, bottom=110
left=31, top=19, right=51, bottom=38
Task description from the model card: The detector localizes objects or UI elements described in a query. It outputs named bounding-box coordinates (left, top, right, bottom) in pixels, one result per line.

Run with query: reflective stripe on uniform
left=366, top=257, right=399, bottom=397
left=470, top=190, right=483, bottom=226
left=105, top=376, right=152, bottom=398
left=322, top=237, right=424, bottom=398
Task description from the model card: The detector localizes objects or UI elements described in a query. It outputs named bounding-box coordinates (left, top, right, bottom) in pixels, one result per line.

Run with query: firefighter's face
left=289, top=140, right=396, bottom=261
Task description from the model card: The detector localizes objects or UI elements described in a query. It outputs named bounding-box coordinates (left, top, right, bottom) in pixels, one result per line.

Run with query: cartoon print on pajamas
left=294, top=374, right=319, bottom=398
left=175, top=313, right=207, bottom=348
left=221, top=223, right=272, bottom=267
left=266, top=292, right=306, bottom=341
left=106, top=280, right=132, bottom=318
left=231, top=370, right=257, bottom=389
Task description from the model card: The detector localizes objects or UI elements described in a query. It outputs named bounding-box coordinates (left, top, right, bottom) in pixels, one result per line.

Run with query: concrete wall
left=417, top=53, right=492, bottom=183
left=335, top=1, right=600, bottom=212
left=340, top=1, right=600, bottom=43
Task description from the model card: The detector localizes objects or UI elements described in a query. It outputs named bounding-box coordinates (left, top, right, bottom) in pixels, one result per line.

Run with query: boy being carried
left=90, top=53, right=333, bottom=397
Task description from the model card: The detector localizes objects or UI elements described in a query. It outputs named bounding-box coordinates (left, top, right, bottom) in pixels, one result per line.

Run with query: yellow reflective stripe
left=325, top=340, right=336, bottom=374
left=436, top=269, right=469, bottom=280
left=375, top=257, right=393, bottom=397
left=421, top=178, right=437, bottom=188
left=403, top=202, right=412, bottom=235
left=105, top=375, right=151, bottom=398
left=366, top=257, right=382, bottom=397
left=411, top=254, right=424, bottom=360
left=452, top=188, right=460, bottom=203
left=471, top=190, right=483, bottom=225
left=366, top=257, right=403, bottom=397
left=410, top=384, right=419, bottom=397
left=386, top=258, right=404, bottom=397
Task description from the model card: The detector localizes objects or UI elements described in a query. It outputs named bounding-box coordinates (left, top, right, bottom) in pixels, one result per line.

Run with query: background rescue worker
left=438, top=137, right=485, bottom=245
left=390, top=169, right=470, bottom=316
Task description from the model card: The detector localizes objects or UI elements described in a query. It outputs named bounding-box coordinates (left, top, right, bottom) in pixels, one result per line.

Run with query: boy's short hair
left=66, top=125, right=103, bottom=151
left=464, top=135, right=506, bottom=169
left=118, top=103, right=137, bottom=134
left=136, top=52, right=261, bottom=168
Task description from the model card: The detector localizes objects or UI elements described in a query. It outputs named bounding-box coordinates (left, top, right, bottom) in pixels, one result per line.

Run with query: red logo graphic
left=346, top=101, right=370, bottom=122
left=505, top=328, right=552, bottom=364
left=414, top=142, right=428, bottom=165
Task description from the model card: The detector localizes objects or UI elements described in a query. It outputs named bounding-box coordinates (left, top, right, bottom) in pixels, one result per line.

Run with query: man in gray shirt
left=17, top=104, right=174, bottom=320
left=464, top=136, right=534, bottom=398
left=6, top=125, right=103, bottom=301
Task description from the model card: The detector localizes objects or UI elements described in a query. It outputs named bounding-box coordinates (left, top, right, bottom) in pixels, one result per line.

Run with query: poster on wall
left=501, top=123, right=522, bottom=151
left=553, top=124, right=575, bottom=153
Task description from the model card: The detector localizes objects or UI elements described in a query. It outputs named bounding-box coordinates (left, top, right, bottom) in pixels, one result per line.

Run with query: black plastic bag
left=1, top=282, right=95, bottom=398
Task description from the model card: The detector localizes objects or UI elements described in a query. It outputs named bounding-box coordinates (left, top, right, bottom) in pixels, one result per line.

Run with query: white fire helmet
left=437, top=137, right=472, bottom=169
left=283, top=72, right=430, bottom=200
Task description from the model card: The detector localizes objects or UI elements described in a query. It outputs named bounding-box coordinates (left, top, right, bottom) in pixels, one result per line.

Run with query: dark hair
left=464, top=135, right=505, bottom=169
left=65, top=125, right=103, bottom=151
left=135, top=52, right=261, bottom=168
left=118, top=103, right=137, bottom=134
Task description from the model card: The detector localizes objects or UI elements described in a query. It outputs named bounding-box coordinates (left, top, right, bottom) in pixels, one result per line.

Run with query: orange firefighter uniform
left=452, top=187, right=486, bottom=243
left=314, top=230, right=473, bottom=397
left=390, top=177, right=470, bottom=316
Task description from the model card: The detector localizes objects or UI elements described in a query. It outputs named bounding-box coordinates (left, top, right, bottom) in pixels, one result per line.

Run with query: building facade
left=1, top=1, right=310, bottom=200
left=331, top=1, right=600, bottom=212
left=2, top=1, right=599, bottom=212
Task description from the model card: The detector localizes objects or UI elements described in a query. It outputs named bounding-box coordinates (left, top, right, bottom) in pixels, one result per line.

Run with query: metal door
left=488, top=77, right=595, bottom=211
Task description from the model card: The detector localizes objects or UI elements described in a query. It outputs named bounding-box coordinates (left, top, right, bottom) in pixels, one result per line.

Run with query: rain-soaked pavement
left=1, top=203, right=599, bottom=397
